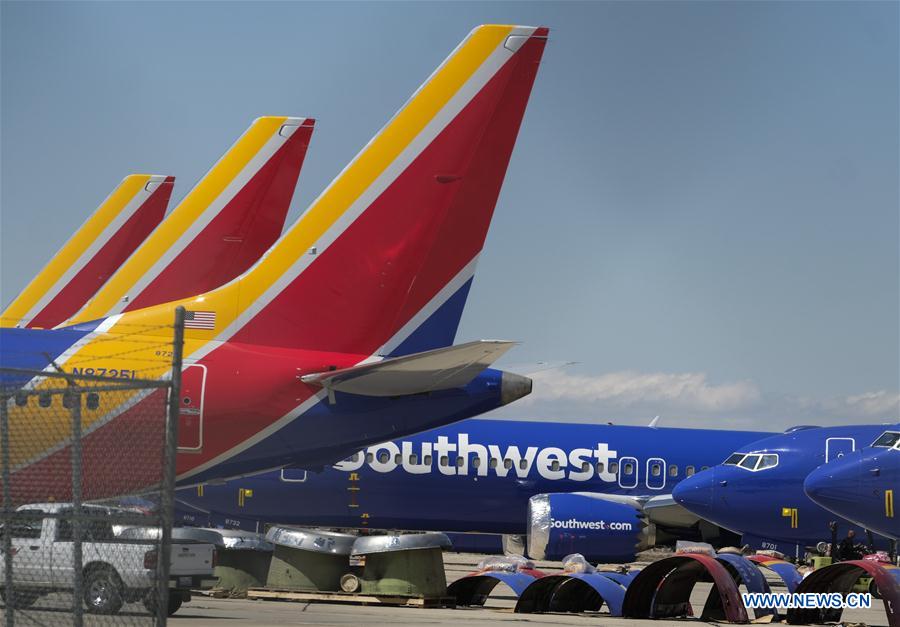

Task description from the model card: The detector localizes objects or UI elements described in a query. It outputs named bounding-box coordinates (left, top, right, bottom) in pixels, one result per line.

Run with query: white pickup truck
left=1, top=503, right=217, bottom=615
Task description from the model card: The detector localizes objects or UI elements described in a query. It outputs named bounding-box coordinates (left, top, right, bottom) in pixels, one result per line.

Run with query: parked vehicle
left=1, top=503, right=216, bottom=615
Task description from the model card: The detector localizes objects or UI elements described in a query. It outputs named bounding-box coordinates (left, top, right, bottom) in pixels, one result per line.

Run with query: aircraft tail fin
left=205, top=25, right=548, bottom=356
left=1, top=174, right=173, bottom=329
left=68, top=116, right=314, bottom=324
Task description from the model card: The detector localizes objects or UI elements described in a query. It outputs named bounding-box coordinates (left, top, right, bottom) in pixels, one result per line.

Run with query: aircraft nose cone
left=500, top=371, right=532, bottom=405
left=672, top=469, right=717, bottom=518
left=802, top=467, right=830, bottom=502
left=804, top=461, right=857, bottom=514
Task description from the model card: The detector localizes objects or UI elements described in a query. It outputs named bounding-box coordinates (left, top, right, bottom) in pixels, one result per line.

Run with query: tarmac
left=168, top=552, right=891, bottom=627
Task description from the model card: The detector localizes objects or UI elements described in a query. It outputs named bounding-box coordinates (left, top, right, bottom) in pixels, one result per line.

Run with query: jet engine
left=527, top=493, right=655, bottom=563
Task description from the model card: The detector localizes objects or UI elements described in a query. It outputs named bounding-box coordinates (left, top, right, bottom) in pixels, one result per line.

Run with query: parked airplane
left=804, top=426, right=900, bottom=541
left=1, top=175, right=173, bottom=329
left=1, top=24, right=546, bottom=504
left=176, top=419, right=772, bottom=562
left=66, top=116, right=315, bottom=323
left=672, top=424, right=893, bottom=556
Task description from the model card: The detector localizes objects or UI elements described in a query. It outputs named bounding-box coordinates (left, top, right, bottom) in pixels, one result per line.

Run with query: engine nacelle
left=527, top=492, right=655, bottom=563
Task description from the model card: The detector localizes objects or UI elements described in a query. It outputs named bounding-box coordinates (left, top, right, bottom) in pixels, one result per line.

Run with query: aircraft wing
left=300, top=340, right=517, bottom=397
left=643, top=493, right=703, bottom=527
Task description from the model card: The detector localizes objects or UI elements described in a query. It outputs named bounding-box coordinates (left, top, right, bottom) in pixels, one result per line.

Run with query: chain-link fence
left=1, top=309, right=185, bottom=626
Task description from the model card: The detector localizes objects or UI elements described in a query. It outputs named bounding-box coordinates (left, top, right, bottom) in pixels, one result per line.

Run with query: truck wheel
left=143, top=592, right=183, bottom=616
left=167, top=595, right=183, bottom=615
left=1, top=588, right=39, bottom=608
left=83, top=568, right=124, bottom=614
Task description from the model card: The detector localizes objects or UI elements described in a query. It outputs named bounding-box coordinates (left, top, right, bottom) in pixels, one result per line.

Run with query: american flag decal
left=184, top=310, right=216, bottom=330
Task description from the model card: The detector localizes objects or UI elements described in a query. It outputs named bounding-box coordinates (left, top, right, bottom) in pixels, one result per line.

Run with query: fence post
left=156, top=306, right=185, bottom=627
left=70, top=389, right=84, bottom=627
left=1, top=395, right=13, bottom=627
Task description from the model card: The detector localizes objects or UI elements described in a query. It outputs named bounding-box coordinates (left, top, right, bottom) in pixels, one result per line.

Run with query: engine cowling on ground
left=527, top=493, right=655, bottom=563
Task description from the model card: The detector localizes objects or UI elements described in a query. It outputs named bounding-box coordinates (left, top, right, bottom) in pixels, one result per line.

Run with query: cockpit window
left=723, top=452, right=779, bottom=472
left=872, top=431, right=900, bottom=449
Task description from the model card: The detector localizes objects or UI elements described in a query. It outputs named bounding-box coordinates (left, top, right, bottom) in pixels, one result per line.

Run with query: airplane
left=1, top=174, right=173, bottom=329
left=175, top=418, right=773, bottom=563
left=1, top=24, right=546, bottom=505
left=804, top=425, right=900, bottom=541
left=65, top=116, right=315, bottom=323
left=672, top=424, right=894, bottom=557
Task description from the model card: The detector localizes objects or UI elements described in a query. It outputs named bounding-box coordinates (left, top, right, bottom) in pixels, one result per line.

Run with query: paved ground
left=2, top=552, right=889, bottom=625
left=166, top=552, right=891, bottom=627
left=170, top=591, right=888, bottom=627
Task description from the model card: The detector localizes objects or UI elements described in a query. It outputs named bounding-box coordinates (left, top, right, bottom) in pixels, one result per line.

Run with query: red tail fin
left=217, top=26, right=547, bottom=356
left=69, top=117, right=314, bottom=323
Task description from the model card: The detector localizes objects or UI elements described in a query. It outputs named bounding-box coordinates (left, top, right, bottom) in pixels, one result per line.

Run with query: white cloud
left=794, top=390, right=900, bottom=419
left=522, top=368, right=762, bottom=413
left=488, top=367, right=898, bottom=430
left=842, top=391, right=900, bottom=416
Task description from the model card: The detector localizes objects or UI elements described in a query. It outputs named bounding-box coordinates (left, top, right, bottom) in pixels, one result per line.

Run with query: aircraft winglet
left=300, top=340, right=517, bottom=402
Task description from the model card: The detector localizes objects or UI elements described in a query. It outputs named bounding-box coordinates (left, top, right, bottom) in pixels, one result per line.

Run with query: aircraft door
left=825, top=437, right=855, bottom=463
left=646, top=457, right=666, bottom=490
left=618, top=456, right=639, bottom=489
left=178, top=364, right=207, bottom=451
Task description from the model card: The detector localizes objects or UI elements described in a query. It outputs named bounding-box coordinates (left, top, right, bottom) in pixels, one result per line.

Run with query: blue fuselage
left=673, top=425, right=893, bottom=550
left=804, top=432, right=900, bottom=541
left=177, top=420, right=770, bottom=534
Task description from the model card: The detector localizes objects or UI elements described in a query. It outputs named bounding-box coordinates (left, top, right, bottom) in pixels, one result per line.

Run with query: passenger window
left=581, top=462, right=591, bottom=473
left=365, top=452, right=374, bottom=463
left=423, top=455, right=432, bottom=465
left=596, top=462, right=605, bottom=474
left=351, top=452, right=360, bottom=463
left=519, top=459, right=528, bottom=471
left=394, top=454, right=401, bottom=465
left=550, top=461, right=560, bottom=472
left=623, top=462, right=634, bottom=475
left=489, top=458, right=498, bottom=469
left=378, top=452, right=389, bottom=463
left=409, top=454, right=418, bottom=465
left=440, top=456, right=449, bottom=467
left=456, top=457, right=464, bottom=468
left=472, top=457, right=481, bottom=469
left=650, top=464, right=661, bottom=477
left=685, top=465, right=695, bottom=476
left=504, top=459, right=513, bottom=470
left=668, top=465, right=678, bottom=477
left=700, top=466, right=709, bottom=471
left=609, top=462, right=619, bottom=474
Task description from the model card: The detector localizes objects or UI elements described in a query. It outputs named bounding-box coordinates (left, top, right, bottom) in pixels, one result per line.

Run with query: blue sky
left=2, top=2, right=897, bottom=429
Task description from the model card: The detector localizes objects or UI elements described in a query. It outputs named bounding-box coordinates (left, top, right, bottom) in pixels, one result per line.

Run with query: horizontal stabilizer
left=300, top=340, right=517, bottom=398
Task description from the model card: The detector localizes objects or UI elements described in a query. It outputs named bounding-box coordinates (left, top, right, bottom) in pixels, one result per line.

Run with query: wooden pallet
left=246, top=587, right=456, bottom=608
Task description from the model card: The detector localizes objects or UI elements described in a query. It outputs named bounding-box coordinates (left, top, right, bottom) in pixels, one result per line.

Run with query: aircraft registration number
left=70, top=367, right=136, bottom=379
